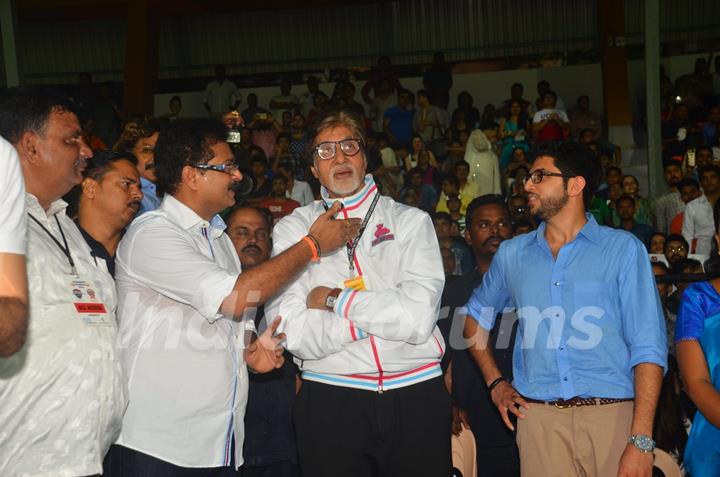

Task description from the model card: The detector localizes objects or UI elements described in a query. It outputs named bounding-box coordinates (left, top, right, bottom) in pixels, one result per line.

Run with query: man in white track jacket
left=267, top=110, right=451, bottom=477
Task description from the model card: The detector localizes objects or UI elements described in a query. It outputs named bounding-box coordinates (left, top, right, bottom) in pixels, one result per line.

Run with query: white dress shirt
left=115, top=194, right=250, bottom=469
left=0, top=137, right=26, bottom=254
left=682, top=195, right=715, bottom=255
left=0, top=195, right=123, bottom=477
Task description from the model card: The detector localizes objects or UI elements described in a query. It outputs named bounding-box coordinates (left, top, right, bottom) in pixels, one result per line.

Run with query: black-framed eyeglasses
left=523, top=170, right=575, bottom=185
left=313, top=138, right=362, bottom=160
left=192, top=163, right=240, bottom=175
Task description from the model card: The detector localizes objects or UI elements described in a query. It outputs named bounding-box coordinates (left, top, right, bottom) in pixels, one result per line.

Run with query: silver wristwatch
left=628, top=434, right=655, bottom=453
left=325, top=294, right=338, bottom=309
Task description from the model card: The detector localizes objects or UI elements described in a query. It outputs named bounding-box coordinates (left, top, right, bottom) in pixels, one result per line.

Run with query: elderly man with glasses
left=110, top=118, right=359, bottom=475
left=463, top=141, right=667, bottom=477
left=267, top=110, right=451, bottom=477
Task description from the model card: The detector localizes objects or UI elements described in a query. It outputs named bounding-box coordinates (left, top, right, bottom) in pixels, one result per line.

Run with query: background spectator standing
left=368, top=79, right=397, bottom=133
left=568, top=95, right=603, bottom=141
left=532, top=91, right=570, bottom=143
left=299, top=76, right=320, bottom=118
left=464, top=129, right=501, bottom=196
left=269, top=78, right=300, bottom=121
left=655, top=162, right=685, bottom=234
left=453, top=91, right=480, bottom=130
left=422, top=51, right=453, bottom=110
left=535, top=79, right=566, bottom=111
left=383, top=89, right=415, bottom=146
left=203, top=64, right=241, bottom=118
left=497, top=100, right=530, bottom=170
left=683, top=164, right=720, bottom=254
left=361, top=55, right=401, bottom=106
left=497, top=82, right=534, bottom=117
left=413, top=89, right=445, bottom=148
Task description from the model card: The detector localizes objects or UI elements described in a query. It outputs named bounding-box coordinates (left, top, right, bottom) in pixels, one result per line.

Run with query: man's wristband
left=487, top=376, right=508, bottom=393
left=302, top=234, right=321, bottom=261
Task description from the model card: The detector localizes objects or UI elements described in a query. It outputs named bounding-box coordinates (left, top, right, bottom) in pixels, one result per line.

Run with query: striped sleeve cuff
left=334, top=287, right=360, bottom=319
left=334, top=288, right=368, bottom=341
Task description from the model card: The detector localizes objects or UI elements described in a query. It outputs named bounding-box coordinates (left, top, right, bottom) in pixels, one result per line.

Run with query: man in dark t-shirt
left=439, top=195, right=520, bottom=477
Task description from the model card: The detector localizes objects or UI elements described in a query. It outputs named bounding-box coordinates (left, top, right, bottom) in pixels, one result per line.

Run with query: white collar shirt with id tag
left=0, top=194, right=124, bottom=477
left=115, top=194, right=251, bottom=469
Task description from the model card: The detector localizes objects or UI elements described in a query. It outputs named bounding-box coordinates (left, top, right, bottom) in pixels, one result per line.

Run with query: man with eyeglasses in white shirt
left=111, top=118, right=360, bottom=476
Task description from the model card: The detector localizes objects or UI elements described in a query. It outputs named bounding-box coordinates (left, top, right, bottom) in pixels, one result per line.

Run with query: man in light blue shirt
left=112, top=119, right=161, bottom=215
left=139, top=176, right=161, bottom=214
left=464, top=142, right=667, bottom=477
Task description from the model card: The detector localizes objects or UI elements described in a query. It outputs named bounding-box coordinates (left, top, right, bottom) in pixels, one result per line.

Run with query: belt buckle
left=553, top=397, right=575, bottom=409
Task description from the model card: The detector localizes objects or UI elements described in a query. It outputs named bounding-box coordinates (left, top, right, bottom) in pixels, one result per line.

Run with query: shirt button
left=563, top=377, right=568, bottom=382
left=559, top=346, right=564, bottom=350
left=554, top=282, right=560, bottom=286
left=555, top=313, right=560, bottom=317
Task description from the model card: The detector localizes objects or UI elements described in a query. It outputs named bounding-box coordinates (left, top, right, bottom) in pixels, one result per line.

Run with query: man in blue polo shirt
left=463, top=142, right=667, bottom=477
left=383, top=89, right=414, bottom=146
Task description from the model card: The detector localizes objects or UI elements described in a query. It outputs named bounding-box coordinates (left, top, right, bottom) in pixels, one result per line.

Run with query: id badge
left=70, top=279, right=111, bottom=326
left=342, top=276, right=367, bottom=291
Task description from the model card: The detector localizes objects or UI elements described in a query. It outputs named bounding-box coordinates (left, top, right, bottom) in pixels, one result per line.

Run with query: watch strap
left=325, top=288, right=342, bottom=311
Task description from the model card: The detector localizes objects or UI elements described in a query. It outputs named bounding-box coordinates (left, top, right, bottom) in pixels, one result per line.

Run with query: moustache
left=145, top=162, right=155, bottom=171
left=483, top=235, right=502, bottom=246
left=241, top=244, right=262, bottom=254
left=331, top=165, right=355, bottom=175
left=127, top=200, right=141, bottom=210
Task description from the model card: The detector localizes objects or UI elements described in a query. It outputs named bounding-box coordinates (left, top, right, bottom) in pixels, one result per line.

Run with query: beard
left=532, top=190, right=569, bottom=221
left=326, top=165, right=364, bottom=197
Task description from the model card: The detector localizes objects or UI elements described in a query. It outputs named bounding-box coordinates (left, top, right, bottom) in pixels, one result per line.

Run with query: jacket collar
left=320, top=174, right=378, bottom=215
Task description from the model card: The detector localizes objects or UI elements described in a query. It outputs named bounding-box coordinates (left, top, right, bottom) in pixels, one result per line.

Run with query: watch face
left=326, top=295, right=337, bottom=308
left=630, top=434, right=655, bottom=452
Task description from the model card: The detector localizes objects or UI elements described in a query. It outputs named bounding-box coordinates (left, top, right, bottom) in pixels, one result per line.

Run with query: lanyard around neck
left=324, top=192, right=380, bottom=273
left=28, top=213, right=77, bottom=275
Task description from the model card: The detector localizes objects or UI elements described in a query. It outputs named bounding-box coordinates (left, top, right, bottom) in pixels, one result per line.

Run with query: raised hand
left=308, top=201, right=362, bottom=254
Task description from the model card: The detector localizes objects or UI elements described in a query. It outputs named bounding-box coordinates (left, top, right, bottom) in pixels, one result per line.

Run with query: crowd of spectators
left=2, top=52, right=720, bottom=477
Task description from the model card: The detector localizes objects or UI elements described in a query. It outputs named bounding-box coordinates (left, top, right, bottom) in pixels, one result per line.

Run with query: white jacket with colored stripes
left=266, top=175, right=446, bottom=392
